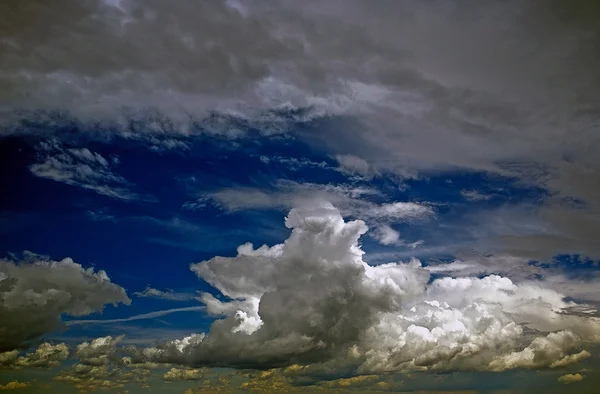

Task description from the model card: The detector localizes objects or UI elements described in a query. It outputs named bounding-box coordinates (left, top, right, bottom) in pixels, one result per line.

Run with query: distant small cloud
left=259, top=155, right=328, bottom=171
left=335, top=154, right=374, bottom=179
left=163, top=367, right=206, bottom=381
left=134, top=286, right=196, bottom=302
left=461, top=189, right=493, bottom=201
left=0, top=381, right=31, bottom=390
left=372, top=225, right=401, bottom=245
left=86, top=209, right=116, bottom=222
left=558, top=373, right=584, bottom=384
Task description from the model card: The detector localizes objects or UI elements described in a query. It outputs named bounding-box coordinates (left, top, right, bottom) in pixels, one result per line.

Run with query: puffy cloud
left=488, top=331, right=590, bottom=371
left=15, top=343, right=69, bottom=368
left=0, top=342, right=69, bottom=369
left=0, top=381, right=30, bottom=390
left=75, top=336, right=124, bottom=366
left=121, top=206, right=599, bottom=373
left=0, top=255, right=130, bottom=352
left=0, top=351, right=18, bottom=367
left=54, top=362, right=150, bottom=393
left=372, top=225, right=401, bottom=246
left=557, top=373, right=585, bottom=384
left=163, top=367, right=205, bottom=381
left=425, top=255, right=600, bottom=305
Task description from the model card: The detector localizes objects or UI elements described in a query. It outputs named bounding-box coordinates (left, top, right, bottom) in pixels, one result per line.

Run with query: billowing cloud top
left=114, top=205, right=599, bottom=374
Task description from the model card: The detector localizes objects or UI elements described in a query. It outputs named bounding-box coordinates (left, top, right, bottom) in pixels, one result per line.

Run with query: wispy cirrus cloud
left=188, top=180, right=434, bottom=245
left=30, top=140, right=148, bottom=201
left=134, top=286, right=197, bottom=302
left=66, top=306, right=205, bottom=326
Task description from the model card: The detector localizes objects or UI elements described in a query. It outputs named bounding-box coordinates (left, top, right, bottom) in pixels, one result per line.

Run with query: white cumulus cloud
left=118, top=205, right=599, bottom=373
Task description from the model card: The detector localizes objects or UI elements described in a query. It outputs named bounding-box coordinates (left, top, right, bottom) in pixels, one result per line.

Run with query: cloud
left=134, top=286, right=196, bottom=302
left=557, top=373, right=585, bottom=384
left=488, top=331, right=591, bottom=371
left=0, top=381, right=30, bottom=390
left=203, top=180, right=380, bottom=212
left=0, top=351, right=18, bottom=368
left=114, top=205, right=599, bottom=373
left=367, top=202, right=433, bottom=221
left=29, top=140, right=143, bottom=201
left=49, top=336, right=153, bottom=392
left=2, top=0, right=600, bottom=259
left=66, top=306, right=205, bottom=325
left=460, top=190, right=493, bottom=202
left=424, top=254, right=600, bottom=304
left=163, top=367, right=205, bottom=381
left=0, top=342, right=69, bottom=369
left=335, top=154, right=375, bottom=179
left=0, top=255, right=130, bottom=352
left=74, top=335, right=124, bottom=366
left=204, top=180, right=433, bottom=221
left=53, top=363, right=150, bottom=392
left=372, top=224, right=401, bottom=246
left=319, top=374, right=380, bottom=389
left=198, top=180, right=433, bottom=245
left=259, top=156, right=329, bottom=171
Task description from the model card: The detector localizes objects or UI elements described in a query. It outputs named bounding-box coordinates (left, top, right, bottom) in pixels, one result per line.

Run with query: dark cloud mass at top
left=1, top=0, right=599, bottom=260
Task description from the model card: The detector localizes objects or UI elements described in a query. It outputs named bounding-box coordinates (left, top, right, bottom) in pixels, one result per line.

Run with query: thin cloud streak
left=66, top=306, right=206, bottom=325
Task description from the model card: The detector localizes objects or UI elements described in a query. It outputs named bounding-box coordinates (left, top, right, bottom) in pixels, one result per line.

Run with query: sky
left=1, top=0, right=600, bottom=393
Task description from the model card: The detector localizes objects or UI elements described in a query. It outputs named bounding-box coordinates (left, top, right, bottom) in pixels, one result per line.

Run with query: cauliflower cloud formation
left=129, top=204, right=599, bottom=373
left=0, top=256, right=130, bottom=352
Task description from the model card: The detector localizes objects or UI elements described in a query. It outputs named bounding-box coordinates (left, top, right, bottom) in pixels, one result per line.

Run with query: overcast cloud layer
left=1, top=0, right=600, bottom=260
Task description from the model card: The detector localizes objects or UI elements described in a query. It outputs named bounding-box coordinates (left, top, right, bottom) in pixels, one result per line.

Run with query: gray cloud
left=2, top=0, right=599, bottom=258
left=0, top=255, right=130, bottom=352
